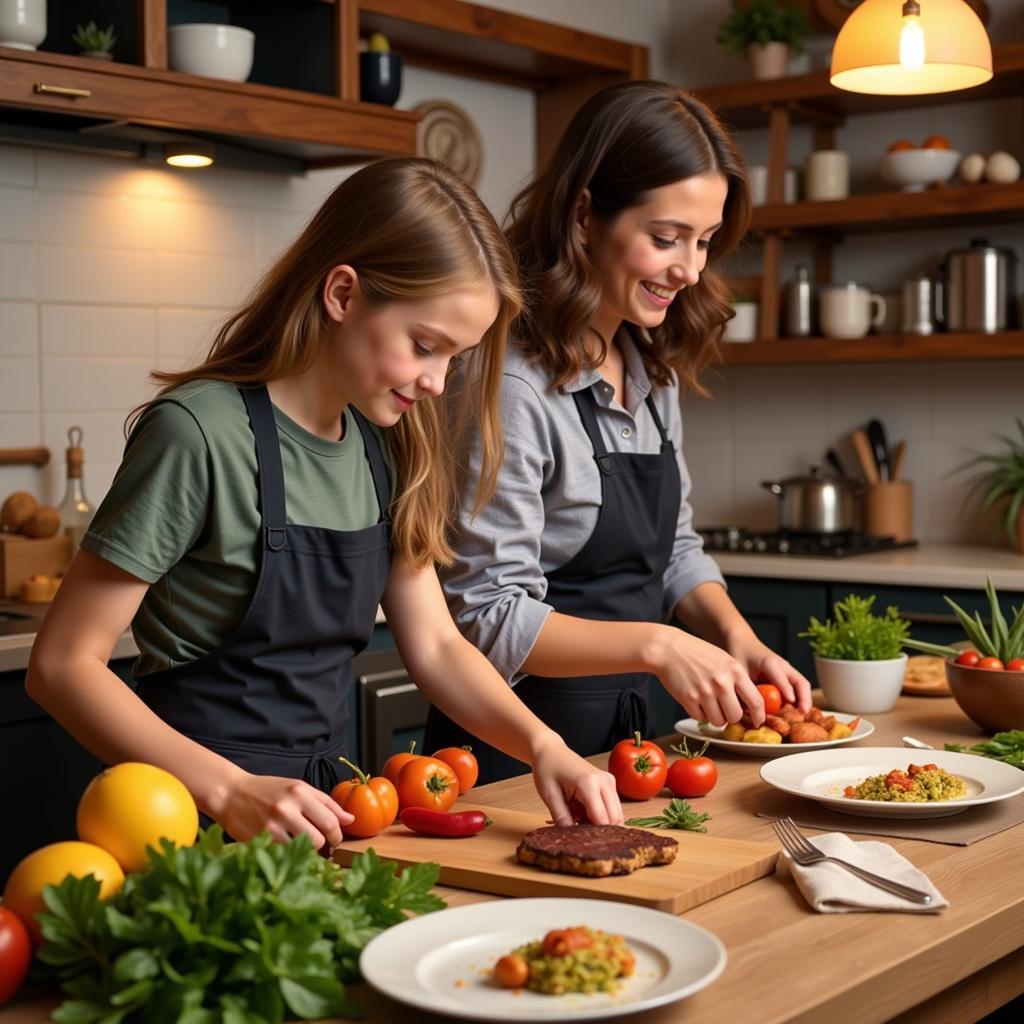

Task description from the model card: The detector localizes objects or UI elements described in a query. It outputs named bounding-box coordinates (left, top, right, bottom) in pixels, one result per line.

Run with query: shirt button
left=621, top=427, right=632, bottom=439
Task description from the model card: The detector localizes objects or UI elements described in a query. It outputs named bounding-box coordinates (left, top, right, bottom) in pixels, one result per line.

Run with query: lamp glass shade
left=830, top=0, right=993, bottom=95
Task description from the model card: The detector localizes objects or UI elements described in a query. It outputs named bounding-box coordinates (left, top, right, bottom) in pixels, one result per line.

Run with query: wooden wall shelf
left=696, top=42, right=1024, bottom=129
left=721, top=331, right=1024, bottom=367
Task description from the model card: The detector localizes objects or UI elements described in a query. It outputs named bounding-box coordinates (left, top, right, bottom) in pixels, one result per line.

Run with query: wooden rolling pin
left=0, top=447, right=50, bottom=467
left=851, top=429, right=880, bottom=484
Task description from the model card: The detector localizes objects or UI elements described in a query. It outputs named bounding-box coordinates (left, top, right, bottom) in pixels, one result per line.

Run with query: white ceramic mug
left=819, top=284, right=887, bottom=339
left=723, top=301, right=759, bottom=342
left=805, top=150, right=849, bottom=201
left=747, top=166, right=797, bottom=206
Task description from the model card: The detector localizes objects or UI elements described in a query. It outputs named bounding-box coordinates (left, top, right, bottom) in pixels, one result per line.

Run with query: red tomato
left=331, top=757, right=399, bottom=838
left=978, top=656, right=1004, bottom=670
left=396, top=756, right=459, bottom=812
left=667, top=739, right=718, bottom=798
left=755, top=683, right=783, bottom=715
left=432, top=746, right=479, bottom=793
left=955, top=650, right=981, bottom=667
left=0, top=906, right=31, bottom=1007
left=607, top=732, right=668, bottom=800
left=1005, top=658, right=1024, bottom=671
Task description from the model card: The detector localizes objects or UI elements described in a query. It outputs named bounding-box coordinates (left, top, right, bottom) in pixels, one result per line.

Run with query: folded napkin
left=778, top=832, right=948, bottom=914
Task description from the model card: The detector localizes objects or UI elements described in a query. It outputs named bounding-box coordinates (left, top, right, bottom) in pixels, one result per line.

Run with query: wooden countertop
left=4, top=697, right=1023, bottom=1023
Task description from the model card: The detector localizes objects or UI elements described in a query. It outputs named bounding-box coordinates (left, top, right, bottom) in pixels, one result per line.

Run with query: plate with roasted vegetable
left=360, top=896, right=725, bottom=1021
left=674, top=706, right=874, bottom=759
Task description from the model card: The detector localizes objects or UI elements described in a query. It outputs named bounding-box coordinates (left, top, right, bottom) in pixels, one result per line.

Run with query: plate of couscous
left=760, top=747, right=1024, bottom=818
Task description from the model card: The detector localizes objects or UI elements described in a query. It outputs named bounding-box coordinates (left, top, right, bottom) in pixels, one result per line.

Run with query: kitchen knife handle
left=851, top=430, right=880, bottom=484
left=890, top=441, right=907, bottom=481
left=866, top=419, right=890, bottom=481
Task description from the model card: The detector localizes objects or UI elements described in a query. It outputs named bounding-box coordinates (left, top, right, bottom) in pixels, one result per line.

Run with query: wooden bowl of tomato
left=945, top=651, right=1024, bottom=732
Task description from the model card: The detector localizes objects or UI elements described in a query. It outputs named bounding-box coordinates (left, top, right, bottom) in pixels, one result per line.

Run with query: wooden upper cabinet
left=0, top=0, right=649, bottom=171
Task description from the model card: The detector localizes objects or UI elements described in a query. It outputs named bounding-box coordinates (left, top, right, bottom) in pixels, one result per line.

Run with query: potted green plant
left=72, top=21, right=116, bottom=60
left=799, top=594, right=910, bottom=713
left=955, top=417, right=1024, bottom=553
left=716, top=0, right=809, bottom=80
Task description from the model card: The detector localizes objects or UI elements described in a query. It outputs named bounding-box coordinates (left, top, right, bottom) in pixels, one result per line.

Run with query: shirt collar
left=562, top=327, right=654, bottom=406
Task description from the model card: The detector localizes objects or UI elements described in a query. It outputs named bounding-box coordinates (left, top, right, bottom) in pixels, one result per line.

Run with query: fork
left=772, top=818, right=933, bottom=905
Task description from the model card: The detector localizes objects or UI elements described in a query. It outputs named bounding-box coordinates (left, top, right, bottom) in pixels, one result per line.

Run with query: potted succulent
left=905, top=580, right=1024, bottom=732
left=72, top=21, right=116, bottom=60
left=716, top=0, right=809, bottom=80
left=955, top=417, right=1024, bottom=553
left=799, top=594, right=910, bottom=714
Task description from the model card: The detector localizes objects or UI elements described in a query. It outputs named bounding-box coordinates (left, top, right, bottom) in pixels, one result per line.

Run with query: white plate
left=760, top=747, right=1024, bottom=818
left=674, top=711, right=874, bottom=758
left=359, top=896, right=726, bottom=1021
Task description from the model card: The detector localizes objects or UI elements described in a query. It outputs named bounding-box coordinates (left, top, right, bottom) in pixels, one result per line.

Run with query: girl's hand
left=725, top=636, right=812, bottom=713
left=215, top=773, right=353, bottom=849
left=529, top=733, right=624, bottom=826
left=645, top=625, right=765, bottom=727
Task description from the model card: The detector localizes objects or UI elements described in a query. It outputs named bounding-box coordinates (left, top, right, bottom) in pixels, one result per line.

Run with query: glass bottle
left=56, top=426, right=94, bottom=551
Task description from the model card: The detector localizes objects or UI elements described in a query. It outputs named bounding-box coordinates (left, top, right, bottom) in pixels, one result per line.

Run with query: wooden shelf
left=750, top=182, right=1024, bottom=234
left=695, top=42, right=1024, bottom=128
left=721, top=331, right=1024, bottom=366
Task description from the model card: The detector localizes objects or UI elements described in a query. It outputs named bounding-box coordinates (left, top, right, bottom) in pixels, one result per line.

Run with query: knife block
left=863, top=481, right=914, bottom=542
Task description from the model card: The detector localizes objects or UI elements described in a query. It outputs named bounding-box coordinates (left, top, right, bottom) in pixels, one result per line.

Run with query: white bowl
left=168, top=23, right=254, bottom=82
left=879, top=148, right=960, bottom=192
left=813, top=653, right=908, bottom=714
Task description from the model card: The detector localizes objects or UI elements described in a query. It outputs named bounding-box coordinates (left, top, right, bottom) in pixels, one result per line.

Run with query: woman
left=27, top=158, right=622, bottom=846
left=426, top=82, right=812, bottom=784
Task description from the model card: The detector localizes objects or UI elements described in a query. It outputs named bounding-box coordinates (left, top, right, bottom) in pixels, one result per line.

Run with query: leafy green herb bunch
left=800, top=593, right=910, bottom=661
left=716, top=0, right=810, bottom=55
left=36, top=826, right=443, bottom=1023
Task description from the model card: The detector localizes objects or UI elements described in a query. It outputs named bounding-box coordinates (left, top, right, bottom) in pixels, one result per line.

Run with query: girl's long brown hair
left=506, top=80, right=750, bottom=394
left=142, top=158, right=519, bottom=568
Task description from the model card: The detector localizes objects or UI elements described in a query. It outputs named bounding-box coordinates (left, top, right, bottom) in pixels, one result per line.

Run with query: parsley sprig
left=35, top=826, right=443, bottom=1022
left=945, top=730, right=1024, bottom=770
left=626, top=798, right=710, bottom=833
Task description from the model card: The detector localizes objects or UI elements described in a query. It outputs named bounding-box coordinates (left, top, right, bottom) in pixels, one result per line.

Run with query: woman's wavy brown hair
left=506, top=80, right=750, bottom=394
left=140, top=158, right=519, bottom=569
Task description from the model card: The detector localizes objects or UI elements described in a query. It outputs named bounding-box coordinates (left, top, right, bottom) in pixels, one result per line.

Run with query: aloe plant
left=72, top=21, right=116, bottom=54
left=956, top=417, right=1024, bottom=548
left=904, top=579, right=1024, bottom=663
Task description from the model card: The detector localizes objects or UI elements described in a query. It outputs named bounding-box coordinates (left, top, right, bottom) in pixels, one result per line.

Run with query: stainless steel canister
left=901, top=274, right=936, bottom=335
left=783, top=265, right=814, bottom=337
left=946, top=239, right=1017, bottom=333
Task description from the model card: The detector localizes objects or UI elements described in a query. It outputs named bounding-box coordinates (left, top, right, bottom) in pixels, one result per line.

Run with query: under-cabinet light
left=164, top=142, right=214, bottom=168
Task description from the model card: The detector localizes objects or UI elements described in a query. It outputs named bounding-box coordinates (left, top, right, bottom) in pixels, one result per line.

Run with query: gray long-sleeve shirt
left=440, top=331, right=726, bottom=684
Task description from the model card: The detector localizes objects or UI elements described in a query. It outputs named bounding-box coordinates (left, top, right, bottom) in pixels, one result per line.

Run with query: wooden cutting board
left=333, top=803, right=778, bottom=913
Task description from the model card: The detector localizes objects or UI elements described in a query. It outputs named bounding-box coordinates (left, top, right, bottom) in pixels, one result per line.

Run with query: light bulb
left=899, top=2, right=925, bottom=71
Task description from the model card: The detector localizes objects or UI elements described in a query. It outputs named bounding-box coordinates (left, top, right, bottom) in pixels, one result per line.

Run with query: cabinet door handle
left=34, top=83, right=92, bottom=99
left=899, top=611, right=959, bottom=626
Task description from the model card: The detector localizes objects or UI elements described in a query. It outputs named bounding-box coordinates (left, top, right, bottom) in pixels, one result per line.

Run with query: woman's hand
left=724, top=635, right=812, bottom=713
left=644, top=625, right=766, bottom=728
left=529, top=732, right=623, bottom=826
left=213, top=773, right=353, bottom=849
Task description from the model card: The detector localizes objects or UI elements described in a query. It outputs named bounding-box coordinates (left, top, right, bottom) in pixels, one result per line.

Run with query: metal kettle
left=761, top=466, right=861, bottom=534
left=946, top=238, right=1017, bottom=333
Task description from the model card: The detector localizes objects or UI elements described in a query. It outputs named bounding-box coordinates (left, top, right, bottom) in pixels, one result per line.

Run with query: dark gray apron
left=425, top=384, right=681, bottom=784
left=137, top=384, right=391, bottom=793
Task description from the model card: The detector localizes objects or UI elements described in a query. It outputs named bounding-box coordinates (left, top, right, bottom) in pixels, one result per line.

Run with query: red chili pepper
left=399, top=807, right=492, bottom=838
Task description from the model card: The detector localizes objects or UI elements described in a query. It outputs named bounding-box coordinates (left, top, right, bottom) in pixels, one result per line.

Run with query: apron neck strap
left=572, top=386, right=608, bottom=456
left=643, top=393, right=672, bottom=447
left=350, top=407, right=393, bottom=523
left=240, top=385, right=287, bottom=544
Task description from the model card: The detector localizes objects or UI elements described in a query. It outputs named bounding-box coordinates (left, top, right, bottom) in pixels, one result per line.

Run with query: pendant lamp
left=830, top=0, right=993, bottom=95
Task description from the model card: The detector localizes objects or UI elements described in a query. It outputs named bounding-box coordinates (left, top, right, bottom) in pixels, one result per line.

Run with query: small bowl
left=879, top=148, right=961, bottom=192
left=168, top=23, right=255, bottom=82
left=945, top=661, right=1024, bottom=732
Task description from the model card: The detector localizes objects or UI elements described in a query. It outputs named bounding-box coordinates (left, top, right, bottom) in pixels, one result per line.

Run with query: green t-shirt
left=83, top=380, right=394, bottom=676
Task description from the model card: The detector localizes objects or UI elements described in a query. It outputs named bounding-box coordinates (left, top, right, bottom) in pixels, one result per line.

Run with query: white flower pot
left=813, top=653, right=908, bottom=714
left=747, top=41, right=789, bottom=80
left=0, top=0, right=47, bottom=51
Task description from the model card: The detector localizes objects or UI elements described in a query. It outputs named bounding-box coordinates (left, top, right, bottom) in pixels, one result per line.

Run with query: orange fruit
left=887, top=139, right=915, bottom=152
left=922, top=134, right=951, bottom=149
left=77, top=762, right=199, bottom=873
left=2, top=841, right=124, bottom=945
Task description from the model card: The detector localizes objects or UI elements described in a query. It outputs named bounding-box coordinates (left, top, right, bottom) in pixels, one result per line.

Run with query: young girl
left=27, top=158, right=622, bottom=846
left=426, top=82, right=812, bottom=783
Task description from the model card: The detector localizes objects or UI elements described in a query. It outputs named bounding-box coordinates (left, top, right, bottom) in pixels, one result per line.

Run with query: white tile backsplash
left=0, top=242, right=37, bottom=299
left=156, top=200, right=255, bottom=256
left=41, top=356, right=153, bottom=413
left=0, top=186, right=35, bottom=242
left=41, top=305, right=156, bottom=357
left=156, top=308, right=225, bottom=367
left=156, top=252, right=253, bottom=307
left=0, top=145, right=34, bottom=187
left=38, top=191, right=156, bottom=250
left=0, top=302, right=38, bottom=356
left=39, top=246, right=156, bottom=304
left=0, top=357, right=40, bottom=412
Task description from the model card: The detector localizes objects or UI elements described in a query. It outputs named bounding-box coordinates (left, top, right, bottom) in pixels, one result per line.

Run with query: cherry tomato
left=399, top=807, right=491, bottom=837
left=331, top=757, right=399, bottom=838
left=755, top=682, right=783, bottom=716
left=0, top=906, right=31, bottom=1008
left=381, top=741, right=422, bottom=787
left=667, top=739, right=718, bottom=798
left=396, top=756, right=459, bottom=812
left=1005, top=658, right=1024, bottom=671
left=955, top=650, right=981, bottom=667
left=607, top=731, right=668, bottom=800
left=432, top=745, right=479, bottom=793
left=978, top=656, right=1004, bottom=670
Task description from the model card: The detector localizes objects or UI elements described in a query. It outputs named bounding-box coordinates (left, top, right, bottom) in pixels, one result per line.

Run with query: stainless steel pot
left=761, top=467, right=861, bottom=534
left=946, top=238, right=1017, bottom=333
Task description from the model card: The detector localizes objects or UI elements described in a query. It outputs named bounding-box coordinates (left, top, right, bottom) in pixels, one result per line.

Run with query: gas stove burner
left=697, top=526, right=918, bottom=558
